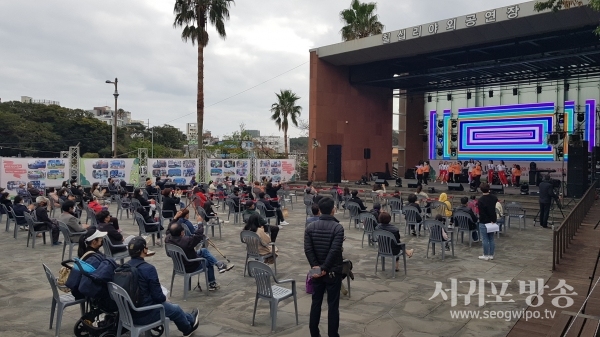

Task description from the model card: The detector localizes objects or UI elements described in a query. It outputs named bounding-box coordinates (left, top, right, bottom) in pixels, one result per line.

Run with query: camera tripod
left=533, top=193, right=564, bottom=227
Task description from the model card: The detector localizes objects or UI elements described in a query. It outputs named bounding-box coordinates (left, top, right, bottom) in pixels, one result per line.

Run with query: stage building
left=308, top=0, right=600, bottom=184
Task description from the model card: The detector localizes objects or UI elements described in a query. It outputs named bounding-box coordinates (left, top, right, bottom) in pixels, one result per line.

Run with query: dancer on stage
left=452, top=161, right=462, bottom=183
left=467, top=159, right=475, bottom=184
left=486, top=160, right=495, bottom=184
left=437, top=161, right=448, bottom=184
left=423, top=161, right=430, bottom=186
left=416, top=161, right=424, bottom=185
left=471, top=161, right=482, bottom=190
left=447, top=161, right=455, bottom=184
left=497, top=160, right=509, bottom=187
left=511, top=164, right=521, bottom=187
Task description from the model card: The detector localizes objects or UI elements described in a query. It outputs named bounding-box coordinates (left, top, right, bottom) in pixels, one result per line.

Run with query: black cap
left=128, top=236, right=147, bottom=256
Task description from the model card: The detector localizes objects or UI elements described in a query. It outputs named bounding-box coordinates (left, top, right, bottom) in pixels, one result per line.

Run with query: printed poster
left=254, top=159, right=296, bottom=183
left=149, top=159, right=198, bottom=185
left=79, top=158, right=138, bottom=186
left=0, top=158, right=69, bottom=195
left=207, top=159, right=251, bottom=183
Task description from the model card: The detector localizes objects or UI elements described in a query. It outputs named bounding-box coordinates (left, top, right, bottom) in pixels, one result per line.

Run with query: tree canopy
left=534, top=0, right=600, bottom=33
left=340, top=0, right=384, bottom=41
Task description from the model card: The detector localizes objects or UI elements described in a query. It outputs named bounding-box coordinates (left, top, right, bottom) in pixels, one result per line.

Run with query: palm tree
left=270, top=90, right=302, bottom=156
left=173, top=0, right=234, bottom=148
left=340, top=0, right=384, bottom=41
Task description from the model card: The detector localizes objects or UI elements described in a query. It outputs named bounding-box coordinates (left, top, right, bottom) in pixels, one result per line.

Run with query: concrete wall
left=308, top=51, right=393, bottom=181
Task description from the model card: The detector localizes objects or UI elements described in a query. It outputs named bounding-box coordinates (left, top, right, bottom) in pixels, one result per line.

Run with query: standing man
left=304, top=197, right=345, bottom=337
left=477, top=183, right=498, bottom=261
left=538, top=175, right=558, bottom=229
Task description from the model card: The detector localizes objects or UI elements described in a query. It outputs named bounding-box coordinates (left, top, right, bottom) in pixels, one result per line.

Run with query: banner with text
left=149, top=159, right=199, bottom=185
left=0, top=158, right=70, bottom=195
left=254, top=159, right=296, bottom=183
left=207, top=159, right=251, bottom=183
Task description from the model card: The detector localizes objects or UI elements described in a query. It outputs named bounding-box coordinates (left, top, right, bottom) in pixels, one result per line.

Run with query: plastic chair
left=196, top=207, right=221, bottom=239
left=255, top=201, right=278, bottom=226
left=42, top=263, right=85, bottom=337
left=240, top=230, right=277, bottom=276
left=134, top=212, right=162, bottom=246
left=387, top=198, right=403, bottom=223
left=225, top=198, right=241, bottom=224
left=165, top=243, right=209, bottom=300
left=403, top=205, right=423, bottom=237
left=107, top=282, right=170, bottom=337
left=505, top=202, right=526, bottom=230
left=453, top=211, right=479, bottom=247
left=102, top=237, right=129, bottom=264
left=247, top=261, right=298, bottom=332
left=1, top=204, right=17, bottom=234
left=359, top=213, right=378, bottom=247
left=426, top=222, right=454, bottom=260
left=24, top=212, right=50, bottom=248
left=373, top=229, right=407, bottom=278
left=48, top=198, right=61, bottom=218
left=430, top=201, right=450, bottom=223
left=346, top=202, right=361, bottom=229
left=8, top=207, right=24, bottom=239
left=57, top=221, right=85, bottom=260
left=114, top=195, right=130, bottom=220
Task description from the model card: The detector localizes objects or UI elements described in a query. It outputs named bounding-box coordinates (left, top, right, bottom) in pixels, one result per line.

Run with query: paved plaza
left=0, top=197, right=554, bottom=337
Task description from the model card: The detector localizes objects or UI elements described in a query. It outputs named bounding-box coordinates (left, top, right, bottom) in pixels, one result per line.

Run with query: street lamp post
left=105, top=78, right=119, bottom=158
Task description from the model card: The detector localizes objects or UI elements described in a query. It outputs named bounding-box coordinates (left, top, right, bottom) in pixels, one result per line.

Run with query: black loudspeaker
left=567, top=184, right=586, bottom=198
left=364, top=148, right=371, bottom=159
left=327, top=145, right=342, bottom=183
left=448, top=183, right=464, bottom=191
left=490, top=185, right=504, bottom=194
left=568, top=142, right=589, bottom=184
left=408, top=183, right=420, bottom=188
left=375, top=178, right=389, bottom=187
left=529, top=162, right=538, bottom=185
left=405, top=169, right=415, bottom=179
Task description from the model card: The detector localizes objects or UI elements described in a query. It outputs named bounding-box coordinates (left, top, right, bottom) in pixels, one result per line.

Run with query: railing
left=553, top=180, right=598, bottom=270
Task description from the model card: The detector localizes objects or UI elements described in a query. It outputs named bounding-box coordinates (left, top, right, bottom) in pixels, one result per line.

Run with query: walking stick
left=206, top=238, right=231, bottom=263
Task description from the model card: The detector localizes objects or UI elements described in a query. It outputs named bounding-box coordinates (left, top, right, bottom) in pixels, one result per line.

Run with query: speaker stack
left=567, top=141, right=589, bottom=198
left=490, top=184, right=504, bottom=194
left=447, top=183, right=464, bottom=191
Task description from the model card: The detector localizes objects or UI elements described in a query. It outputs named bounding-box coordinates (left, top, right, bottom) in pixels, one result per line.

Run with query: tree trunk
left=284, top=128, right=288, bottom=157
left=197, top=43, right=204, bottom=153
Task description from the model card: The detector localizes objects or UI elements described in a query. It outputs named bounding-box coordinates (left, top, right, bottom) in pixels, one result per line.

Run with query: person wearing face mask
left=13, top=195, right=35, bottom=230
left=58, top=188, right=70, bottom=202
left=58, top=200, right=90, bottom=242
left=34, top=196, right=61, bottom=245
left=134, top=188, right=156, bottom=218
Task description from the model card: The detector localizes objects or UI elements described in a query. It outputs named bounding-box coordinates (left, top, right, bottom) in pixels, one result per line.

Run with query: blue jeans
left=196, top=248, right=217, bottom=283
left=163, top=302, right=194, bottom=333
left=479, top=223, right=495, bottom=256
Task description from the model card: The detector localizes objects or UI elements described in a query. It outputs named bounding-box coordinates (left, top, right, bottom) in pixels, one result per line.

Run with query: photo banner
left=207, top=158, right=251, bottom=183
left=254, top=159, right=296, bottom=183
left=0, top=158, right=70, bottom=195
left=149, top=159, right=199, bottom=185
left=79, top=158, right=138, bottom=186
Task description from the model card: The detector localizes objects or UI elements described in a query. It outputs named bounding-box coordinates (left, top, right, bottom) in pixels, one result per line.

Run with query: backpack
left=112, top=261, right=146, bottom=307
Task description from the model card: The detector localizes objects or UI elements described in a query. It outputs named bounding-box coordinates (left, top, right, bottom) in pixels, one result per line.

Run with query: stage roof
left=313, top=1, right=600, bottom=92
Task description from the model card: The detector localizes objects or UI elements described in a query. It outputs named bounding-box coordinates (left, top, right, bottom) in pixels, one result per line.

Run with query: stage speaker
left=405, top=168, right=415, bottom=180
left=408, top=183, right=420, bottom=188
left=490, top=184, right=504, bottom=194
left=364, top=148, right=371, bottom=160
left=448, top=183, right=464, bottom=191
left=566, top=184, right=586, bottom=198
left=327, top=145, right=342, bottom=183
left=529, top=162, right=537, bottom=185
left=568, top=142, right=589, bottom=187
left=375, top=178, right=389, bottom=187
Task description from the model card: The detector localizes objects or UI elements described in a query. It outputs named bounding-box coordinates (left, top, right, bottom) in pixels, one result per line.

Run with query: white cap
left=85, top=230, right=108, bottom=242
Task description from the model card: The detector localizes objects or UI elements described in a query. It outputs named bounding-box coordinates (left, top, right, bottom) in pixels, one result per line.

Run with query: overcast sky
left=0, top=0, right=521, bottom=139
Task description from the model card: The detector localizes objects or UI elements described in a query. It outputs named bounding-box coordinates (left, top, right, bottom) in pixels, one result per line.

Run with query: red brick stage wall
left=308, top=51, right=393, bottom=181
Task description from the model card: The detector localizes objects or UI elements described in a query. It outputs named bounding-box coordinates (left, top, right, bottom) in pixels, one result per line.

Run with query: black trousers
left=423, top=172, right=429, bottom=185
left=539, top=202, right=551, bottom=228
left=309, top=274, right=342, bottom=337
left=33, top=223, right=60, bottom=243
left=416, top=174, right=423, bottom=185
left=448, top=172, right=454, bottom=183
left=269, top=225, right=279, bottom=242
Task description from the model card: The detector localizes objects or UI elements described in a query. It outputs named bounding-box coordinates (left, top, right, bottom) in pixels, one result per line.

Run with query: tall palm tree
left=340, top=0, right=384, bottom=41
left=270, top=90, right=302, bottom=156
left=173, top=0, right=234, bottom=148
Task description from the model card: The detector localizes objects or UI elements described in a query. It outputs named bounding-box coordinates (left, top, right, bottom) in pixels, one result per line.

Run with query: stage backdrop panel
left=149, top=159, right=198, bottom=185
left=0, top=158, right=70, bottom=195
left=254, top=159, right=296, bottom=183
left=206, top=159, right=250, bottom=183
left=79, top=158, right=137, bottom=186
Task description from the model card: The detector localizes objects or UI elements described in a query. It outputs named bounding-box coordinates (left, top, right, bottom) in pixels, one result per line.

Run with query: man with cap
left=242, top=200, right=280, bottom=242
left=127, top=236, right=200, bottom=336
left=34, top=196, right=61, bottom=245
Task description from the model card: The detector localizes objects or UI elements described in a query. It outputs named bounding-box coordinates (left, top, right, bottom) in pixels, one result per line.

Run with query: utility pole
left=106, top=78, right=119, bottom=158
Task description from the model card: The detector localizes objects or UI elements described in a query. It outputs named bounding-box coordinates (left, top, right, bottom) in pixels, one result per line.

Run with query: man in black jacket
left=258, top=192, right=288, bottom=226
left=127, top=236, right=199, bottom=336
left=34, top=197, right=61, bottom=245
left=538, top=175, right=559, bottom=229
left=304, top=197, right=344, bottom=337
left=453, top=196, right=479, bottom=241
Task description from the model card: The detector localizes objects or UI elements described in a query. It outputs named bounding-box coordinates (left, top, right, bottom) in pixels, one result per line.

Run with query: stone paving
left=0, top=197, right=555, bottom=337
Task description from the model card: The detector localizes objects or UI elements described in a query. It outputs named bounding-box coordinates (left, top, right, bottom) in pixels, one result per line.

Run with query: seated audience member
left=145, top=179, right=159, bottom=197
left=48, top=187, right=59, bottom=204
left=437, top=193, right=453, bottom=221
left=265, top=182, right=282, bottom=200
left=136, top=206, right=162, bottom=235
left=330, top=184, right=343, bottom=202
left=12, top=195, right=34, bottom=229
left=134, top=188, right=156, bottom=217
left=252, top=181, right=262, bottom=199
left=242, top=201, right=279, bottom=241
left=258, top=192, right=288, bottom=226
left=208, top=180, right=217, bottom=195
left=173, top=209, right=196, bottom=235
left=0, top=192, right=13, bottom=214
left=306, top=203, right=320, bottom=224
left=405, top=194, right=423, bottom=236
left=495, top=201, right=505, bottom=230
left=467, top=195, right=479, bottom=215
left=70, top=180, right=84, bottom=199
left=348, top=190, right=367, bottom=211
left=453, top=196, right=479, bottom=242
left=370, top=203, right=382, bottom=219
left=91, top=182, right=109, bottom=205
left=34, top=197, right=61, bottom=245
left=95, top=210, right=126, bottom=253
left=58, top=200, right=89, bottom=242
left=17, top=184, right=29, bottom=200
left=88, top=196, right=104, bottom=213
left=193, top=186, right=208, bottom=208
left=372, top=183, right=386, bottom=196
left=126, top=236, right=200, bottom=336
left=58, top=188, right=70, bottom=202
left=377, top=212, right=414, bottom=271
left=434, top=214, right=452, bottom=250
left=165, top=221, right=233, bottom=290
left=161, top=188, right=181, bottom=219
left=27, top=182, right=41, bottom=198
left=392, top=189, right=401, bottom=199
left=243, top=214, right=278, bottom=262
left=228, top=188, right=242, bottom=212
left=305, top=181, right=317, bottom=196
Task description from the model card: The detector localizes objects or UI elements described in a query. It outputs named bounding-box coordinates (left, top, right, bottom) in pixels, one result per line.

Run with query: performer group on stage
left=424, top=159, right=522, bottom=188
